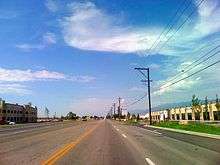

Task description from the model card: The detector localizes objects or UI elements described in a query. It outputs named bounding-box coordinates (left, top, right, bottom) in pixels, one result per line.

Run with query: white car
left=9, top=121, right=15, bottom=125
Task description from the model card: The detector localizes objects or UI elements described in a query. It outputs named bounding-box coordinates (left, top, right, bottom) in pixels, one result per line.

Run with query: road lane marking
left=153, top=130, right=162, bottom=135
left=145, top=158, right=155, bottom=165
left=122, top=134, right=127, bottom=138
left=146, top=129, right=162, bottom=135
left=41, top=124, right=100, bottom=165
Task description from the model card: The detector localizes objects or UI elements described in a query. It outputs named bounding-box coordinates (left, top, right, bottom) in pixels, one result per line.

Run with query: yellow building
left=146, top=102, right=220, bottom=121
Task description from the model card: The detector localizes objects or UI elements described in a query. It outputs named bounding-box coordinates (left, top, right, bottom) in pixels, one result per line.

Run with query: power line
left=124, top=93, right=147, bottom=107
left=160, top=56, right=220, bottom=90
left=154, top=0, right=205, bottom=54
left=145, top=0, right=189, bottom=56
left=164, top=45, right=220, bottom=84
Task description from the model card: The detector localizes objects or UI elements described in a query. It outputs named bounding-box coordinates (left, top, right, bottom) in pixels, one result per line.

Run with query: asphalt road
left=0, top=120, right=220, bottom=165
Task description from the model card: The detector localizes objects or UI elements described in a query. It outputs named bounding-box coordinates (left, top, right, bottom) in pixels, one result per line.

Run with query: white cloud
left=61, top=2, right=160, bottom=54
left=0, top=68, right=95, bottom=95
left=0, top=67, right=95, bottom=83
left=15, top=44, right=45, bottom=52
left=45, top=0, right=58, bottom=12
left=16, top=32, right=56, bottom=52
left=0, top=83, right=31, bottom=95
left=194, top=0, right=220, bottom=36
left=43, top=32, right=56, bottom=44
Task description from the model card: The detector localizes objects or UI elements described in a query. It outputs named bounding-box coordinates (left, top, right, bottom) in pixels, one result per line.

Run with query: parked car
left=9, top=121, right=15, bottom=125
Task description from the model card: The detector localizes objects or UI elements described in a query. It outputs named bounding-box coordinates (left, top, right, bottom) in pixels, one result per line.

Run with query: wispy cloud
left=0, top=67, right=95, bottom=95
left=61, top=2, right=160, bottom=54
left=60, top=1, right=220, bottom=56
left=0, top=67, right=95, bottom=83
left=16, top=32, right=56, bottom=52
left=45, top=0, right=58, bottom=12
left=0, top=83, right=31, bottom=95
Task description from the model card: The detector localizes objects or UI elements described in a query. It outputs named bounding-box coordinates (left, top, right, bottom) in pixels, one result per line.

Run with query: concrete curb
left=144, top=125, right=220, bottom=140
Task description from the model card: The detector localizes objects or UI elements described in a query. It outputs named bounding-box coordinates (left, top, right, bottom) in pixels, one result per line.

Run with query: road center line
left=145, top=158, right=155, bottom=165
left=122, top=134, right=127, bottom=138
left=41, top=123, right=99, bottom=165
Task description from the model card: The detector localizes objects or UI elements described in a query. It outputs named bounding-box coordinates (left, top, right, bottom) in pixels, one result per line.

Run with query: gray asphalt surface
left=0, top=119, right=220, bottom=165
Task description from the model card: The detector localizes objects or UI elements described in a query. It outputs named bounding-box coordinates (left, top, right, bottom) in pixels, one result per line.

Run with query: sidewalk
left=144, top=125, right=220, bottom=140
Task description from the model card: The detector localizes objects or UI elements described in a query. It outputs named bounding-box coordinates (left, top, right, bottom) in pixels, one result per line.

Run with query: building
left=0, top=99, right=37, bottom=124
left=145, top=102, right=220, bottom=122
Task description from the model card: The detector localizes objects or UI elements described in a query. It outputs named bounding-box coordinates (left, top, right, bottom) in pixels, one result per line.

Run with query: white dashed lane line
left=145, top=158, right=155, bottom=165
left=122, top=133, right=127, bottom=138
left=146, top=129, right=162, bottom=135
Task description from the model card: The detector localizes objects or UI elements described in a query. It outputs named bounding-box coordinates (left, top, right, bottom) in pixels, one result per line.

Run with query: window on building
left=7, top=110, right=10, bottom=113
left=172, top=114, right=175, bottom=120
left=188, top=113, right=192, bottom=120
left=3, top=110, right=6, bottom=113
left=176, top=114, right=180, bottom=120
left=181, top=113, right=185, bottom=120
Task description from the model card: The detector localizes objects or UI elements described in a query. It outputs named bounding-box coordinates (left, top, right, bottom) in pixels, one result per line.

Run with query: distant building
left=0, top=99, right=37, bottom=124
left=144, top=102, right=220, bottom=121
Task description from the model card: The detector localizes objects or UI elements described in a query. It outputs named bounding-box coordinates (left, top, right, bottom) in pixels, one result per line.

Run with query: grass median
left=154, top=121, right=220, bottom=135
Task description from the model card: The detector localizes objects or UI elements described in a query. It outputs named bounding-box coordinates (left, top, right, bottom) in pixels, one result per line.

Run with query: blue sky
left=0, top=0, right=220, bottom=116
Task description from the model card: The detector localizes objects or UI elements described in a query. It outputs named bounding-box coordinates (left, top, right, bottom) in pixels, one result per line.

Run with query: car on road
left=8, top=121, right=16, bottom=125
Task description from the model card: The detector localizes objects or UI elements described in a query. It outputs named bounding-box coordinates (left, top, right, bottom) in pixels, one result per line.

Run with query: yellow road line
left=41, top=123, right=100, bottom=165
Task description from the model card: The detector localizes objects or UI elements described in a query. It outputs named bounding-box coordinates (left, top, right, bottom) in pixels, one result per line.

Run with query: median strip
left=41, top=124, right=99, bottom=165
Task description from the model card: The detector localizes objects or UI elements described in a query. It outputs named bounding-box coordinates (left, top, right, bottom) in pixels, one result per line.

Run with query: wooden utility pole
left=134, top=67, right=152, bottom=125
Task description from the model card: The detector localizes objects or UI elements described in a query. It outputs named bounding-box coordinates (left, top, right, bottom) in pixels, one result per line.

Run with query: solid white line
left=122, top=134, right=127, bottom=138
left=145, top=158, right=155, bottom=165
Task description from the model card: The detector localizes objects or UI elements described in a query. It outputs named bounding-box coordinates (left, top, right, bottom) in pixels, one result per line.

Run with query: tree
left=66, top=112, right=77, bottom=120
left=137, top=114, right=140, bottom=121
left=215, top=94, right=220, bottom=120
left=204, top=96, right=209, bottom=120
left=215, top=94, right=220, bottom=111
left=127, top=112, right=131, bottom=120
left=131, top=114, right=136, bottom=120
left=192, top=95, right=201, bottom=120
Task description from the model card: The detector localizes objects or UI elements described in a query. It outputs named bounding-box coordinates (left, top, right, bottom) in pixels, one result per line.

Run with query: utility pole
left=113, top=103, right=116, bottom=119
left=134, top=67, right=152, bottom=125
left=118, top=97, right=122, bottom=119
